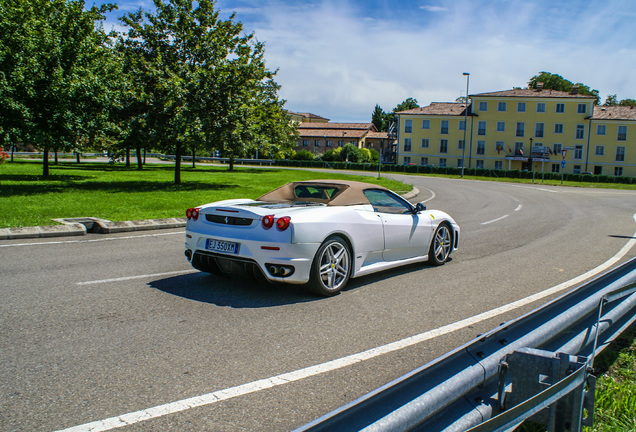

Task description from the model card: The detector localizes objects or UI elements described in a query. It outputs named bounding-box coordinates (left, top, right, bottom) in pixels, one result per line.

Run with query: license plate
left=205, top=239, right=240, bottom=254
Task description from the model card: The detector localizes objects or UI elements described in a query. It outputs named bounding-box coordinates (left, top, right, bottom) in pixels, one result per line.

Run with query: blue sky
left=92, top=0, right=636, bottom=122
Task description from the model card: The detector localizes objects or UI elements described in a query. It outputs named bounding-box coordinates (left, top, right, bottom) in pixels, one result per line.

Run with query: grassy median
left=0, top=159, right=408, bottom=228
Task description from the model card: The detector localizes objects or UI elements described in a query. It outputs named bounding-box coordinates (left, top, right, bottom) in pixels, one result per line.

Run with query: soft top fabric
left=257, top=179, right=390, bottom=206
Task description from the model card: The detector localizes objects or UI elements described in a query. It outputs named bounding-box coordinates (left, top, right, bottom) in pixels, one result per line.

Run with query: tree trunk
left=136, top=145, right=143, bottom=170
left=76, top=152, right=81, bottom=163
left=43, top=147, right=49, bottom=176
left=54, top=151, right=58, bottom=165
left=175, top=143, right=182, bottom=185
left=229, top=154, right=234, bottom=171
left=192, top=147, right=196, bottom=168
left=125, top=147, right=131, bottom=167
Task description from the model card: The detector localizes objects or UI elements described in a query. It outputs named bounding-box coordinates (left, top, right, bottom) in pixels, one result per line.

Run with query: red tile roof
left=473, top=88, right=595, bottom=99
left=397, top=102, right=468, bottom=116
left=593, top=105, right=636, bottom=120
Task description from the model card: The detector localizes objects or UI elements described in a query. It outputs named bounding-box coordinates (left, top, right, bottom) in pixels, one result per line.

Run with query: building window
left=439, top=139, right=448, bottom=153
left=575, top=124, right=585, bottom=140
left=495, top=161, right=503, bottom=170
left=573, top=165, right=581, bottom=174
left=422, top=119, right=430, bottom=129
left=574, top=145, right=583, bottom=160
left=517, top=102, right=526, bottom=112
left=459, top=120, right=466, bottom=130
left=457, top=139, right=465, bottom=150
left=535, top=123, right=544, bottom=138
left=315, top=140, right=320, bottom=147
left=457, top=159, right=464, bottom=168
left=421, top=157, right=428, bottom=165
left=498, top=101, right=507, bottom=112
left=403, top=138, right=412, bottom=152
left=516, top=122, right=525, bottom=137
left=554, top=123, right=564, bottom=134
left=326, top=140, right=333, bottom=147
left=476, top=140, right=485, bottom=155
left=421, top=138, right=429, bottom=148
left=496, top=121, right=505, bottom=132
left=441, top=120, right=449, bottom=134
left=615, top=167, right=623, bottom=176
left=495, top=141, right=504, bottom=153
left=553, top=143, right=562, bottom=155
left=556, top=103, right=565, bottom=113
left=595, top=145, right=604, bottom=156
left=405, top=119, right=412, bottom=133
left=514, top=142, right=524, bottom=156
left=594, top=166, right=602, bottom=175
left=476, top=160, right=484, bottom=169
left=537, top=102, right=546, bottom=113
left=552, top=163, right=560, bottom=173
left=478, top=121, right=487, bottom=136
left=439, top=158, right=447, bottom=167
left=404, top=156, right=411, bottom=164
left=577, top=103, right=587, bottom=114
left=616, top=146, right=625, bottom=162
left=338, top=140, right=344, bottom=147
left=597, top=124, right=606, bottom=135
left=617, top=125, right=627, bottom=141
left=479, top=101, right=488, bottom=111
left=302, top=140, right=308, bottom=147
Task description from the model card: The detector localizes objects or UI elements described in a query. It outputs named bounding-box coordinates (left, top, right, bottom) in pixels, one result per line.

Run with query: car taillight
left=186, top=208, right=199, bottom=221
left=276, top=216, right=291, bottom=231
left=262, top=214, right=275, bottom=229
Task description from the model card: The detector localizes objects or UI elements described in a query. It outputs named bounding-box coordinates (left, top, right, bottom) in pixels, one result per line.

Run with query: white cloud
left=95, top=0, right=636, bottom=121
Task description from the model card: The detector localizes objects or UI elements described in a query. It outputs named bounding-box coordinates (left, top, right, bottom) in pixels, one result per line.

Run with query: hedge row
left=273, top=160, right=636, bottom=184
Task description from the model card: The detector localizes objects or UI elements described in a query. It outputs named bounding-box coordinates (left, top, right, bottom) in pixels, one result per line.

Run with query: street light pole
left=461, top=72, right=470, bottom=178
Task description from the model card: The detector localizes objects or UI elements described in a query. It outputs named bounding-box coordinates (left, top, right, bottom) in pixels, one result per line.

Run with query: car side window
left=363, top=189, right=412, bottom=214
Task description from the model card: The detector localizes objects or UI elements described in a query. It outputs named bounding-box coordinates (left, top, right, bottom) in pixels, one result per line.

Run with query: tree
left=528, top=72, right=600, bottom=104
left=604, top=94, right=619, bottom=106
left=0, top=0, right=121, bottom=176
left=393, top=97, right=419, bottom=113
left=371, top=104, right=389, bottom=132
left=340, top=143, right=362, bottom=163
left=120, top=0, right=292, bottom=180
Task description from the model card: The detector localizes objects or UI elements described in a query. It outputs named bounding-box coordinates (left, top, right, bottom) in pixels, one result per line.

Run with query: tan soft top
left=257, top=180, right=390, bottom=206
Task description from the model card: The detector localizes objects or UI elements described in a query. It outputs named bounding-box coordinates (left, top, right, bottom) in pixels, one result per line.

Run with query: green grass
left=589, top=326, right=636, bottom=432
left=0, top=160, right=407, bottom=228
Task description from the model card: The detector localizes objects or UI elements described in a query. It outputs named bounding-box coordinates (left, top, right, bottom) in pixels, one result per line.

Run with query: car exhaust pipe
left=266, top=264, right=295, bottom=278
left=185, top=249, right=192, bottom=261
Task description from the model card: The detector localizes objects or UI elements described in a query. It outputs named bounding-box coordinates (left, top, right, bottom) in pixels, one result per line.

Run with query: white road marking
left=515, top=204, right=522, bottom=212
left=76, top=270, right=197, bottom=285
left=481, top=214, right=509, bottom=225
left=54, top=214, right=636, bottom=432
left=0, top=231, right=184, bottom=248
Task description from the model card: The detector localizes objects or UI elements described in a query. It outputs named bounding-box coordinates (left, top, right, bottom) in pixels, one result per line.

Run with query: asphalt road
left=1, top=175, right=635, bottom=432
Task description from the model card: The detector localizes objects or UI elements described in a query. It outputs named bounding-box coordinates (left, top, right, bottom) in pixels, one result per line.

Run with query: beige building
left=395, top=87, right=635, bottom=177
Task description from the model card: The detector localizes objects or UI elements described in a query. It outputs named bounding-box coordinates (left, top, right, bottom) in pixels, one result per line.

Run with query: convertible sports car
left=184, top=180, right=459, bottom=296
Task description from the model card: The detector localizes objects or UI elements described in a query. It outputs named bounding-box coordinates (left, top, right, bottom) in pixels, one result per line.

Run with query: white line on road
left=481, top=214, right=509, bottom=225
left=54, top=214, right=636, bottom=432
left=0, top=231, right=183, bottom=248
left=76, top=270, right=197, bottom=285
left=515, top=204, right=522, bottom=212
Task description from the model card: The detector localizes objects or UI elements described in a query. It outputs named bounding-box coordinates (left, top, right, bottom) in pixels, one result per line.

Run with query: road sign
left=562, top=150, right=567, bottom=158
left=561, top=160, right=566, bottom=168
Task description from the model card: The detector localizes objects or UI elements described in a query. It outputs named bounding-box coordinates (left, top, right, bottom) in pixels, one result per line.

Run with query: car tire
left=428, top=223, right=452, bottom=266
left=308, top=235, right=352, bottom=296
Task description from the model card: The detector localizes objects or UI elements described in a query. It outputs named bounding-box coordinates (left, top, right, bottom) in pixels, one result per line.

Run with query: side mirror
left=415, top=202, right=426, bottom=213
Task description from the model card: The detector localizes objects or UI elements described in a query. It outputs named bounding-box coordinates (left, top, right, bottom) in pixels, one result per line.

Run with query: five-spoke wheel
left=308, top=236, right=351, bottom=296
left=428, top=223, right=452, bottom=266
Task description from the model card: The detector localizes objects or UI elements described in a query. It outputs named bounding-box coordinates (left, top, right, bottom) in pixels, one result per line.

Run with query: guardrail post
left=497, top=348, right=594, bottom=431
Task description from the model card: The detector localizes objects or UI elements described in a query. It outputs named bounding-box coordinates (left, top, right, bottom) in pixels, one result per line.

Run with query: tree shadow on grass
left=148, top=271, right=319, bottom=308
left=0, top=178, right=242, bottom=197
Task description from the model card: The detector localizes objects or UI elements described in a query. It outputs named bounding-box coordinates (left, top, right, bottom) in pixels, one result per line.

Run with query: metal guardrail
left=294, top=256, right=636, bottom=432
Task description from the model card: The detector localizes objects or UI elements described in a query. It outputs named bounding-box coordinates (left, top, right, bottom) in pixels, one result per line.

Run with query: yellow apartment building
left=395, top=87, right=635, bottom=177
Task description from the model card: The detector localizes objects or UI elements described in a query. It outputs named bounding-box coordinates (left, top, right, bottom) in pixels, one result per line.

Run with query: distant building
left=395, top=86, right=635, bottom=176
left=295, top=122, right=376, bottom=155
left=287, top=111, right=330, bottom=123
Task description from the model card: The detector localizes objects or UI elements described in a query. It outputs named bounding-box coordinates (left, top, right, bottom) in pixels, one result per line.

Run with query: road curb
left=0, top=218, right=186, bottom=240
